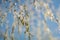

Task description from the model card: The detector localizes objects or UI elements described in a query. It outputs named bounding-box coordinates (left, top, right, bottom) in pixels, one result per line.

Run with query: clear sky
left=0, top=0, right=60, bottom=40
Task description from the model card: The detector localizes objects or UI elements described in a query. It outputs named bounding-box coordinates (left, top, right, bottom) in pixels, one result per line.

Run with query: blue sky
left=0, top=0, right=60, bottom=40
